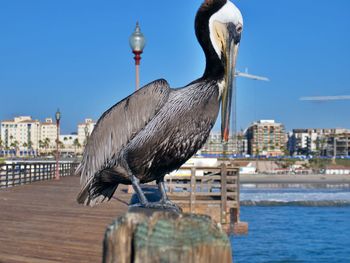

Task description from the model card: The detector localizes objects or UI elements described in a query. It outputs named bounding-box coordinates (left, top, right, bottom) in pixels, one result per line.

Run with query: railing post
left=29, top=164, right=32, bottom=183
left=6, top=164, right=9, bottom=188
left=44, top=164, right=47, bottom=180
left=18, top=164, right=25, bottom=185
left=221, top=163, right=227, bottom=224
left=12, top=163, right=15, bottom=187
left=236, top=168, right=240, bottom=223
left=190, top=167, right=196, bottom=213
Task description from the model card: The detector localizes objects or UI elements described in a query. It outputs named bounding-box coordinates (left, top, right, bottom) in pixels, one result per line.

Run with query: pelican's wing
left=76, top=79, right=171, bottom=191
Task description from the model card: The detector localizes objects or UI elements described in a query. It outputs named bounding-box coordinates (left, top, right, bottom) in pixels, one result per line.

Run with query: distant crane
left=227, top=68, right=269, bottom=155
left=300, top=95, right=350, bottom=101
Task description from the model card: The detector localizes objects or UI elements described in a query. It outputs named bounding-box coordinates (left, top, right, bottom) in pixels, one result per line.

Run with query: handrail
left=0, top=162, right=79, bottom=189
left=164, top=164, right=240, bottom=224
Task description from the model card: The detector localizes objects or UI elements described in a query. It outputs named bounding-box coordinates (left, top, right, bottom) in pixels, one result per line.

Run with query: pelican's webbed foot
left=129, top=176, right=182, bottom=214
left=131, top=200, right=182, bottom=214
left=157, top=179, right=182, bottom=213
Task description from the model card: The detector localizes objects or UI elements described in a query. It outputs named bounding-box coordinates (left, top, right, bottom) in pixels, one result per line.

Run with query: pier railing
left=0, top=162, right=79, bottom=189
left=164, top=164, right=241, bottom=227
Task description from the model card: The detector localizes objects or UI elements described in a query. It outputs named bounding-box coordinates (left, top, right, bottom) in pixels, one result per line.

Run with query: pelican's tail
left=76, top=170, right=119, bottom=206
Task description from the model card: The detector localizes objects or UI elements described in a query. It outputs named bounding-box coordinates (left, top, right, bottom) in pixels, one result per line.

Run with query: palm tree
left=38, top=140, right=44, bottom=155
left=0, top=138, right=3, bottom=156
left=73, top=138, right=81, bottom=155
left=28, top=141, right=33, bottom=150
left=58, top=141, right=64, bottom=149
left=44, top=138, right=50, bottom=154
left=10, top=140, right=19, bottom=156
left=9, top=135, right=14, bottom=152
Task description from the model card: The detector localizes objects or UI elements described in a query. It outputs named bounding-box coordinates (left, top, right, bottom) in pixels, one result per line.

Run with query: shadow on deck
left=0, top=176, right=130, bottom=263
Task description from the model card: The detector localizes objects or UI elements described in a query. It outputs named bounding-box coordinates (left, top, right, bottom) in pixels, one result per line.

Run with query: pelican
left=76, top=0, right=243, bottom=211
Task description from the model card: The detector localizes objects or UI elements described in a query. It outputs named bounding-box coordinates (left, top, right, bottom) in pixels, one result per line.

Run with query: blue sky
left=0, top=0, right=349, bottom=134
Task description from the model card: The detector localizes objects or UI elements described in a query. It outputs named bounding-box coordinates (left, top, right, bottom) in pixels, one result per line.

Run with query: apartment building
left=0, top=116, right=41, bottom=153
left=77, top=118, right=96, bottom=146
left=288, top=128, right=350, bottom=156
left=246, top=120, right=286, bottom=156
left=0, top=116, right=97, bottom=156
left=200, top=132, right=247, bottom=155
left=324, top=131, right=350, bottom=157
left=40, top=118, right=58, bottom=150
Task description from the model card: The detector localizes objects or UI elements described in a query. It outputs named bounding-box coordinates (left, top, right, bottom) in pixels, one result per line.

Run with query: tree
left=58, top=141, right=64, bottom=149
left=73, top=138, right=81, bottom=155
left=28, top=141, right=33, bottom=150
left=10, top=140, right=19, bottom=156
left=38, top=140, right=44, bottom=154
left=281, top=146, right=290, bottom=156
left=43, top=138, right=51, bottom=154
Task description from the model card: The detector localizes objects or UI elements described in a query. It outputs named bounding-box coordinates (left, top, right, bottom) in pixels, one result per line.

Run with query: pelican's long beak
left=221, top=23, right=241, bottom=142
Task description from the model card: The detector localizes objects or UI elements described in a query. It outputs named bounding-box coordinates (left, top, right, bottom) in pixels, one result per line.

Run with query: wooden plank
left=0, top=176, right=130, bottom=263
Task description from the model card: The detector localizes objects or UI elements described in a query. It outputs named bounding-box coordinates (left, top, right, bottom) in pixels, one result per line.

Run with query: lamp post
left=84, top=124, right=89, bottom=146
left=129, top=22, right=146, bottom=90
left=55, top=109, right=61, bottom=180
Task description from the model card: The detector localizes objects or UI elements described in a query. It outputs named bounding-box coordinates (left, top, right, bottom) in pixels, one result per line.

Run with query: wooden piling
left=103, top=210, right=233, bottom=263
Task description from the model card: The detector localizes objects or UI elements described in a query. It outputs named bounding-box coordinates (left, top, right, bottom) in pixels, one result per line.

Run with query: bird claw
left=158, top=199, right=183, bottom=213
left=130, top=200, right=182, bottom=214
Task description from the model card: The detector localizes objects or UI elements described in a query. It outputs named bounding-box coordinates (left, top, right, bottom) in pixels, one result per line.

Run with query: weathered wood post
left=221, top=163, right=228, bottom=224
left=103, top=209, right=233, bottom=263
left=190, top=167, right=196, bottom=213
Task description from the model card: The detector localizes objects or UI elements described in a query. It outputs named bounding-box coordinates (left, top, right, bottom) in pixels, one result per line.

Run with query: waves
left=240, top=188, right=350, bottom=207
left=241, top=200, right=350, bottom=207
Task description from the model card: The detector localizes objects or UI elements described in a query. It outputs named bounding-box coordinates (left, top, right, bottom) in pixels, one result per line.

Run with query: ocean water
left=231, top=188, right=350, bottom=263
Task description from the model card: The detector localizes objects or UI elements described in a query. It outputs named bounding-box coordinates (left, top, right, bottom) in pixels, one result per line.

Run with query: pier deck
left=0, top=176, right=130, bottom=263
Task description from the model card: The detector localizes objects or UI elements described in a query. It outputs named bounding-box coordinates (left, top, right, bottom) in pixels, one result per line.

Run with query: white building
left=77, top=118, right=96, bottom=146
left=325, top=165, right=350, bottom=175
left=40, top=118, right=58, bottom=151
left=1, top=116, right=97, bottom=156
left=288, top=128, right=350, bottom=156
left=0, top=116, right=41, bottom=154
left=60, top=134, right=79, bottom=153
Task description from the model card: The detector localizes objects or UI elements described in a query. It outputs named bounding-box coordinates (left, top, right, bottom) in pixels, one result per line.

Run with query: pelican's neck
left=195, top=1, right=226, bottom=82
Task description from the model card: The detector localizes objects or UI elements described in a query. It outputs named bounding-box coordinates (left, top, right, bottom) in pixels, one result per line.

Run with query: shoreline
left=240, top=174, right=350, bottom=185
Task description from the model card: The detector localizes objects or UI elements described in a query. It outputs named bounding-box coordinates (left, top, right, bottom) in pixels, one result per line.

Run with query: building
left=59, top=134, right=79, bottom=154
left=288, top=128, right=350, bottom=157
left=77, top=119, right=96, bottom=146
left=0, top=116, right=98, bottom=156
left=324, top=131, right=350, bottom=157
left=200, top=131, right=247, bottom=156
left=325, top=165, right=350, bottom=175
left=246, top=120, right=286, bottom=157
left=0, top=116, right=41, bottom=155
left=288, top=129, right=324, bottom=156
left=40, top=118, right=58, bottom=152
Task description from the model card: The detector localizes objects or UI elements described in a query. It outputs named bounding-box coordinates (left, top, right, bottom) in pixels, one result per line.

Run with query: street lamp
left=84, top=124, right=89, bottom=146
left=55, top=109, right=61, bottom=180
left=129, top=22, right=146, bottom=90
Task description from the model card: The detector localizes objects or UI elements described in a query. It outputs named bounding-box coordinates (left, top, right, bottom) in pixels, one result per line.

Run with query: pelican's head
left=196, top=0, right=243, bottom=142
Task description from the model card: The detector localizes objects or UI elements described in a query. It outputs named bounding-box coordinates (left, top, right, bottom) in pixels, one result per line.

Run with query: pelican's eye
left=236, top=24, right=243, bottom=34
